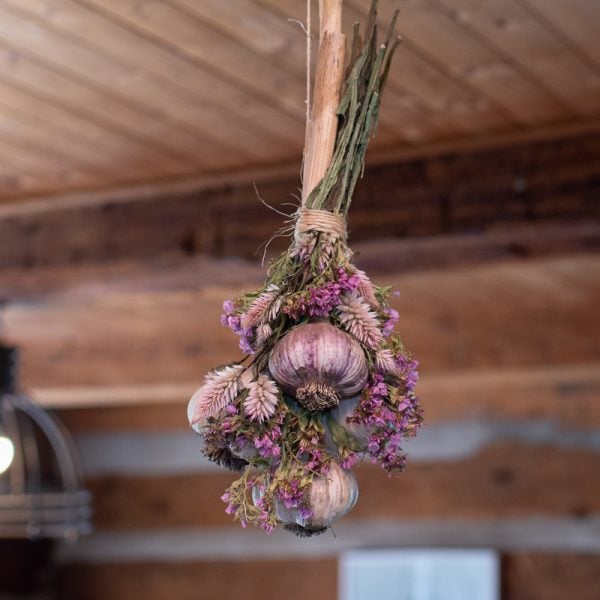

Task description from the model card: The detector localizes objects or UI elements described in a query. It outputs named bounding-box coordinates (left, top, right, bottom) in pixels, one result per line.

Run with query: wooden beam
left=4, top=255, right=599, bottom=389
left=56, top=553, right=600, bottom=600
left=51, top=363, right=600, bottom=432
left=1, top=119, right=596, bottom=220
left=58, top=558, right=337, bottom=600
left=84, top=444, right=600, bottom=530
left=0, top=221, right=597, bottom=301
left=504, top=553, right=600, bottom=600
left=0, top=128, right=598, bottom=267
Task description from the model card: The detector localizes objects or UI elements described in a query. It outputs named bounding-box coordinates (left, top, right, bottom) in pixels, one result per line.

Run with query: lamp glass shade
left=0, top=435, right=14, bottom=474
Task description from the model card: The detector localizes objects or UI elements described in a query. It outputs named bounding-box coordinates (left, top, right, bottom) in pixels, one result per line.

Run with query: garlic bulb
left=279, top=461, right=359, bottom=534
left=187, top=391, right=204, bottom=435
left=328, top=396, right=373, bottom=451
left=186, top=392, right=248, bottom=472
left=268, top=322, right=368, bottom=411
left=186, top=385, right=229, bottom=434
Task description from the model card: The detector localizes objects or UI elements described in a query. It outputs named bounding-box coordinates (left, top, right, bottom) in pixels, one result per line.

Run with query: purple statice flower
left=307, top=269, right=361, bottom=317
left=382, top=307, right=399, bottom=337
left=220, top=299, right=258, bottom=354
left=284, top=269, right=361, bottom=321
left=349, top=371, right=423, bottom=474
left=223, top=314, right=243, bottom=335
left=225, top=403, right=238, bottom=415
left=337, top=268, right=361, bottom=293
left=253, top=425, right=282, bottom=460
left=275, top=478, right=313, bottom=526
left=282, top=293, right=308, bottom=321
left=341, top=451, right=361, bottom=470
left=303, top=447, right=331, bottom=475
left=254, top=495, right=276, bottom=534
left=368, top=429, right=407, bottom=473
left=308, top=283, right=341, bottom=317
left=238, top=330, right=255, bottom=355
left=221, top=299, right=244, bottom=335
left=275, top=478, right=304, bottom=510
left=396, top=355, right=419, bottom=392
left=221, top=491, right=236, bottom=515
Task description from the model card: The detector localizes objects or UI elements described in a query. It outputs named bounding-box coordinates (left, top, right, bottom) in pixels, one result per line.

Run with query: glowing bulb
left=0, top=436, right=15, bottom=474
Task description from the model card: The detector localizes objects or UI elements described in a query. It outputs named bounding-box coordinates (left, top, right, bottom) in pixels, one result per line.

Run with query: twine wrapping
left=294, top=208, right=347, bottom=242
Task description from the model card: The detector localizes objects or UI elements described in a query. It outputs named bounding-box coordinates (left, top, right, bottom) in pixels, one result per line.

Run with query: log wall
left=1, top=131, right=599, bottom=599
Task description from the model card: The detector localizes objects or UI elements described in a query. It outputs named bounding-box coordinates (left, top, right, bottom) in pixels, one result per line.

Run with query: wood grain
left=0, top=129, right=598, bottom=267
left=58, top=558, right=337, bottom=600
left=436, top=0, right=600, bottom=117
left=56, top=553, right=600, bottom=600
left=76, top=0, right=306, bottom=121
left=525, top=0, right=600, bottom=67
left=503, top=553, right=600, bottom=600
left=4, top=255, right=599, bottom=388
left=362, top=0, right=567, bottom=125
left=0, top=3, right=247, bottom=169
left=0, top=0, right=596, bottom=200
left=85, top=444, right=600, bottom=530
left=302, top=0, right=345, bottom=201
left=52, top=362, right=600, bottom=432
left=0, top=45, right=197, bottom=168
left=1, top=220, right=598, bottom=301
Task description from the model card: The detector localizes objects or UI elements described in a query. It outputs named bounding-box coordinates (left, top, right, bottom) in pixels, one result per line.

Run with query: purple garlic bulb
left=268, top=322, right=368, bottom=411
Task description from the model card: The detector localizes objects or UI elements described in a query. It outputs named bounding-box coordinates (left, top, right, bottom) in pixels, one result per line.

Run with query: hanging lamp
left=0, top=344, right=92, bottom=540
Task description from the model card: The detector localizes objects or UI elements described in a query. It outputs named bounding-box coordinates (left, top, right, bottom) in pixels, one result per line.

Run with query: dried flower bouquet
left=188, top=2, right=422, bottom=536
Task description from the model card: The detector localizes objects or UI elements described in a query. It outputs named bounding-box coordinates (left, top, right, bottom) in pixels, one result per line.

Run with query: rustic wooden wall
left=0, top=129, right=598, bottom=272
left=1, top=131, right=599, bottom=599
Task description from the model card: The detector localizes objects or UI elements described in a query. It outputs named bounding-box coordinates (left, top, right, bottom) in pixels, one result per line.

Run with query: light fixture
left=0, top=435, right=14, bottom=475
left=0, top=344, right=92, bottom=540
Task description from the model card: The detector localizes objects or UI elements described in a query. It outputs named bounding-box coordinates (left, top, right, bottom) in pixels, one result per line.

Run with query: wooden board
left=1, top=220, right=598, bottom=302
left=52, top=362, right=600, bottom=432
left=436, top=0, right=600, bottom=117
left=84, top=444, right=600, bottom=530
left=503, top=553, right=600, bottom=600
left=0, top=129, right=598, bottom=269
left=4, top=255, right=599, bottom=389
left=56, top=554, right=600, bottom=600
left=58, top=558, right=338, bottom=600
left=0, top=0, right=597, bottom=201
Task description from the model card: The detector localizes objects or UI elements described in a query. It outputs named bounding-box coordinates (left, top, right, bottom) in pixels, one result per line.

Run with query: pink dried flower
left=240, top=284, right=279, bottom=330
left=243, top=374, right=280, bottom=423
left=337, top=291, right=383, bottom=349
left=290, top=233, right=316, bottom=262
left=268, top=296, right=283, bottom=322
left=354, top=268, right=379, bottom=308
left=317, top=234, right=337, bottom=271
left=191, top=364, right=245, bottom=423
left=256, top=323, right=273, bottom=345
left=375, top=348, right=401, bottom=377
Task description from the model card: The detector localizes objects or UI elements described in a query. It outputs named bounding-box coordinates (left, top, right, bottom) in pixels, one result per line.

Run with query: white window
left=340, top=549, right=499, bottom=600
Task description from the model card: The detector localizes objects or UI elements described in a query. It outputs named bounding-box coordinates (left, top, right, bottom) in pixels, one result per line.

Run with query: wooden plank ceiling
left=0, top=0, right=598, bottom=203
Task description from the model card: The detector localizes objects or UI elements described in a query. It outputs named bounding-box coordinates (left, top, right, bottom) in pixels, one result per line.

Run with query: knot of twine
left=294, top=208, right=347, bottom=242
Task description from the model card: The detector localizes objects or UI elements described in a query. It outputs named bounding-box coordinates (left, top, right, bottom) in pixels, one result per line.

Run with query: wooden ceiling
left=0, top=0, right=599, bottom=204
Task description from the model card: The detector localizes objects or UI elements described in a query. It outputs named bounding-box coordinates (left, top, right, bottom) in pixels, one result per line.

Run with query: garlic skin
left=277, top=462, right=358, bottom=532
left=328, top=396, right=373, bottom=451
left=268, top=322, right=368, bottom=411
left=186, top=387, right=229, bottom=434
left=187, top=391, right=204, bottom=435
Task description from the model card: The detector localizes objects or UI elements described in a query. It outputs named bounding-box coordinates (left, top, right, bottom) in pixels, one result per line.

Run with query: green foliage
left=306, top=4, right=400, bottom=216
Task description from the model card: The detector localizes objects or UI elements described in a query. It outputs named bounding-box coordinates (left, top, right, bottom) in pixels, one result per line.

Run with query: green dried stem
left=305, top=1, right=400, bottom=216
